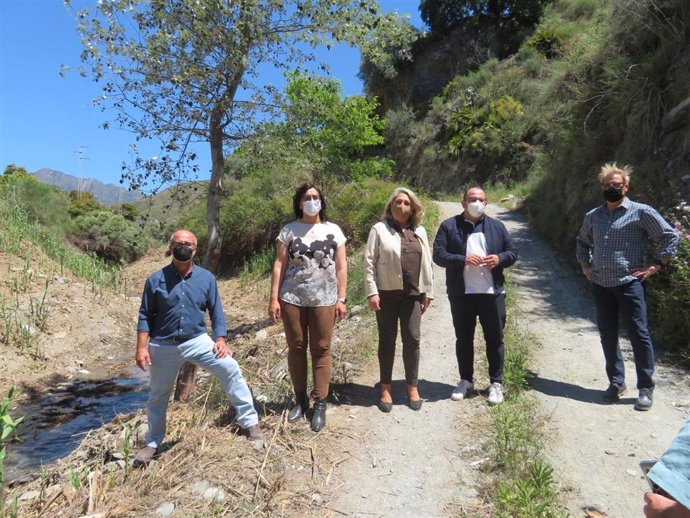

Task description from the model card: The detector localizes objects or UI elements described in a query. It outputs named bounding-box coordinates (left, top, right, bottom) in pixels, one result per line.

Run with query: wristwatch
left=337, top=297, right=347, bottom=304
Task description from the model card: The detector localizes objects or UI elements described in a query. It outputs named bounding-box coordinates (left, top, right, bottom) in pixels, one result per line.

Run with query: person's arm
left=207, top=276, right=231, bottom=358
left=648, top=419, right=690, bottom=513
left=136, top=279, right=154, bottom=370
left=433, top=220, right=466, bottom=267
left=269, top=241, right=289, bottom=322
left=335, top=243, right=348, bottom=320
left=644, top=492, right=690, bottom=518
left=489, top=221, right=517, bottom=269
left=363, top=226, right=381, bottom=311
left=417, top=226, right=434, bottom=302
left=576, top=215, right=594, bottom=280
left=642, top=206, right=680, bottom=265
left=135, top=331, right=151, bottom=371
left=207, top=276, right=227, bottom=340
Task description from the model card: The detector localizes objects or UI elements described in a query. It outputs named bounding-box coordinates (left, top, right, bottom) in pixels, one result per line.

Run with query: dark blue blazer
left=433, top=213, right=518, bottom=296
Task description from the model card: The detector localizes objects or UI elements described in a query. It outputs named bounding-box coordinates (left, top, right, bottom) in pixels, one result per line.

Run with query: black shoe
left=408, top=399, right=423, bottom=411
left=311, top=398, right=327, bottom=432
left=288, top=392, right=309, bottom=423
left=634, top=388, right=653, bottom=411
left=603, top=382, right=627, bottom=402
left=378, top=399, right=393, bottom=413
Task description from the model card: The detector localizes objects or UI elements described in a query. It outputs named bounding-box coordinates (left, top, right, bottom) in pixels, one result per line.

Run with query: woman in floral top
left=269, top=183, right=347, bottom=432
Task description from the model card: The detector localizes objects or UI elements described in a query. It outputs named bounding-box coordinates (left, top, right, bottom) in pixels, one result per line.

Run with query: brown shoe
left=132, top=446, right=157, bottom=468
left=245, top=424, right=264, bottom=441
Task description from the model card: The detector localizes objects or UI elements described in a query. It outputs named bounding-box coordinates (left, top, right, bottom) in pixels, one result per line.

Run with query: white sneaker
left=451, top=380, right=473, bottom=401
left=488, top=382, right=504, bottom=405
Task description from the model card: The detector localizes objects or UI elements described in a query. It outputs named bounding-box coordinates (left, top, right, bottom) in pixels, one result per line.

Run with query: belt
left=170, top=335, right=193, bottom=342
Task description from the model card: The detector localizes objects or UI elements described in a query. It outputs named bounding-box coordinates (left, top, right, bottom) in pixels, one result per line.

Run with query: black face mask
left=172, top=244, right=194, bottom=262
left=603, top=185, right=624, bottom=202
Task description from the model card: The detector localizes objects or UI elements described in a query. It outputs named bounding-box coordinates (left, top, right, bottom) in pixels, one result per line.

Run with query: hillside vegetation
left=368, top=0, right=690, bottom=353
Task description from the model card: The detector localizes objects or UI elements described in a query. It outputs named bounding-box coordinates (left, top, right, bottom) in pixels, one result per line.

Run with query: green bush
left=71, top=210, right=149, bottom=263
left=383, top=104, right=418, bottom=150
left=526, top=27, right=568, bottom=58
left=0, top=172, right=71, bottom=232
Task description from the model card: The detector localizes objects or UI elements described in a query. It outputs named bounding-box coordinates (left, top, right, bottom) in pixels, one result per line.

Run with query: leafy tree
left=68, top=191, right=103, bottom=218
left=419, top=0, right=553, bottom=57
left=67, top=0, right=412, bottom=273
left=2, top=164, right=29, bottom=177
left=118, top=202, right=139, bottom=222
left=279, top=72, right=391, bottom=182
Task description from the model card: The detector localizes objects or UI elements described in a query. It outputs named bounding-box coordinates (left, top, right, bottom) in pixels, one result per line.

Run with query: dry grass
left=5, top=270, right=378, bottom=517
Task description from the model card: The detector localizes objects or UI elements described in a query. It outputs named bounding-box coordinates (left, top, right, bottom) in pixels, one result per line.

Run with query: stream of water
left=5, top=374, right=148, bottom=484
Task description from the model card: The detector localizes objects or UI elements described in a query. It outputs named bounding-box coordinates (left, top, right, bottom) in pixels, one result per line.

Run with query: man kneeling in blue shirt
left=133, top=229, right=263, bottom=466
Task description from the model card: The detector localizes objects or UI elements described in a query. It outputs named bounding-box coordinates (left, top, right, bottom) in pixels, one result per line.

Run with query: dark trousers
left=375, top=291, right=422, bottom=385
left=449, top=293, right=506, bottom=384
left=592, top=280, right=655, bottom=389
left=282, top=303, right=335, bottom=400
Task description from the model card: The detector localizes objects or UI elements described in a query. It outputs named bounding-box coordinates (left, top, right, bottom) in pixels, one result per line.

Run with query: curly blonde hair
left=598, top=162, right=632, bottom=186
left=382, top=187, right=424, bottom=229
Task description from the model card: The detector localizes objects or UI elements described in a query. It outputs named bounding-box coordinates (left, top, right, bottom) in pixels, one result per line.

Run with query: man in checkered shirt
left=576, top=163, right=679, bottom=411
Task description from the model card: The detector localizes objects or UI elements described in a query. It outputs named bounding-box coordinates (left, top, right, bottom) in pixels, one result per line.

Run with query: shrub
left=526, top=27, right=567, bottom=58
left=383, top=104, right=418, bottom=150
left=71, top=210, right=149, bottom=263
left=0, top=173, right=71, bottom=232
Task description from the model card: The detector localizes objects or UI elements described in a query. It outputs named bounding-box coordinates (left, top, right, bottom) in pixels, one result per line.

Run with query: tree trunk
left=173, top=106, right=226, bottom=402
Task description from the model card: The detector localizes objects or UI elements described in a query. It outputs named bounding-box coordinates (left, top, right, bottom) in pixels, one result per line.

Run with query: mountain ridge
left=32, top=168, right=143, bottom=205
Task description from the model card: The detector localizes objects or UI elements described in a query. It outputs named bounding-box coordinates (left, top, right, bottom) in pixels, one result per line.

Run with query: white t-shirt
left=463, top=232, right=495, bottom=294
left=277, top=221, right=347, bottom=307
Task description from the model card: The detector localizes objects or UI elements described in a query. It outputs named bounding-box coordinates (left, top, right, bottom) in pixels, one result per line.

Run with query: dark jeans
left=375, top=291, right=422, bottom=385
left=448, top=293, right=506, bottom=384
left=282, top=303, right=335, bottom=399
left=592, top=280, right=655, bottom=389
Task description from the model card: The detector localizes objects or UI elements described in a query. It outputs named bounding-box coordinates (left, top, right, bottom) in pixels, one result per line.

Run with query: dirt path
left=327, top=201, right=690, bottom=518
left=493, top=202, right=690, bottom=517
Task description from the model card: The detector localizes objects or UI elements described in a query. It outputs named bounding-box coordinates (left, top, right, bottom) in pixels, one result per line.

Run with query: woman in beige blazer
left=364, top=187, right=434, bottom=412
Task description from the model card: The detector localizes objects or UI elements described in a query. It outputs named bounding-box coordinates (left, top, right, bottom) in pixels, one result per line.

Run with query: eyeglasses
left=302, top=194, right=320, bottom=201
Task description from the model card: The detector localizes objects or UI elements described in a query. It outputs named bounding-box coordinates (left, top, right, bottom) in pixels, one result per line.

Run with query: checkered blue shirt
left=576, top=197, right=679, bottom=287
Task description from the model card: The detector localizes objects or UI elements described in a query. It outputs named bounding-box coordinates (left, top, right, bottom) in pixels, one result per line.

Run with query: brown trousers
left=376, top=291, right=422, bottom=385
left=282, top=303, right=336, bottom=400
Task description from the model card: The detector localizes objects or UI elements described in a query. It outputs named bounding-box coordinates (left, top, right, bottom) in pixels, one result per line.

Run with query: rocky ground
left=3, top=202, right=689, bottom=517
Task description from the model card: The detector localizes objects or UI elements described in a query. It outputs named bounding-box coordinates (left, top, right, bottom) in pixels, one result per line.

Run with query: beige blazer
left=363, top=220, right=434, bottom=299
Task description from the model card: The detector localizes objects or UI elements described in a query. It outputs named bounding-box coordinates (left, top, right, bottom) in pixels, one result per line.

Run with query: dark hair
left=293, top=183, right=328, bottom=221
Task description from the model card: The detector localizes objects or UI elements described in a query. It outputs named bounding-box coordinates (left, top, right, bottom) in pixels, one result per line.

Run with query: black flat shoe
left=288, top=392, right=309, bottom=423
left=408, top=399, right=423, bottom=411
left=378, top=400, right=393, bottom=413
left=311, top=398, right=327, bottom=432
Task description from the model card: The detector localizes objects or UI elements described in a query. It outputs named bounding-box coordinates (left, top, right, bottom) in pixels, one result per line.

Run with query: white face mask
left=303, top=199, right=322, bottom=216
left=466, top=200, right=485, bottom=218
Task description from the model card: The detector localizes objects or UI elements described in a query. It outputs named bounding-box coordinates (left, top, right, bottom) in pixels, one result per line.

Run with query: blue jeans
left=592, top=280, right=655, bottom=390
left=145, top=334, right=258, bottom=448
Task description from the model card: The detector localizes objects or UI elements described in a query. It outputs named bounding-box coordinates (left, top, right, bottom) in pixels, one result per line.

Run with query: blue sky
left=0, top=0, right=423, bottom=189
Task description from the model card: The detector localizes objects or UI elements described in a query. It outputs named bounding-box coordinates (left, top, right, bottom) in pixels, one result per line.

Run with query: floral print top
left=277, top=221, right=346, bottom=307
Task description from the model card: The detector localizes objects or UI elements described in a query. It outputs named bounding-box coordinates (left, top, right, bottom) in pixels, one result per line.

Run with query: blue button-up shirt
left=576, top=197, right=679, bottom=288
left=137, top=264, right=227, bottom=340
